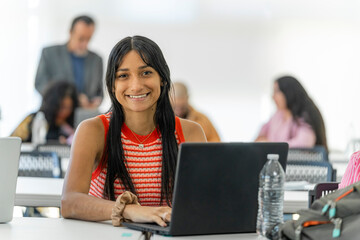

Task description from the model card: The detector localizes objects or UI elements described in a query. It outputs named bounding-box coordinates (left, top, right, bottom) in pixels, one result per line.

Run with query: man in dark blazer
left=35, top=15, right=103, bottom=109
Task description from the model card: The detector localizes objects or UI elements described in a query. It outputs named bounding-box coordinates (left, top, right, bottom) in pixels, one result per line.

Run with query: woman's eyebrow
left=116, top=65, right=149, bottom=72
left=138, top=65, right=150, bottom=69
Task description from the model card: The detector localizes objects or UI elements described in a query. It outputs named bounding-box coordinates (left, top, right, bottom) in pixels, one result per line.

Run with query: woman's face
left=57, top=96, right=73, bottom=123
left=272, top=81, right=287, bottom=110
left=114, top=50, right=162, bottom=115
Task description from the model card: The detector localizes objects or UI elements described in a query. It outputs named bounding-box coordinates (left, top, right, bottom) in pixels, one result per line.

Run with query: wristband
left=111, top=191, right=140, bottom=226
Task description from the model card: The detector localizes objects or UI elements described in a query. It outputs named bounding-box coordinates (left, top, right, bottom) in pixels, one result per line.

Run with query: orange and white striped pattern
left=89, top=113, right=185, bottom=206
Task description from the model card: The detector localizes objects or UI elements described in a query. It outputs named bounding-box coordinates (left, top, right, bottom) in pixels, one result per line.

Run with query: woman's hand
left=123, top=204, right=172, bottom=227
left=255, top=136, right=268, bottom=142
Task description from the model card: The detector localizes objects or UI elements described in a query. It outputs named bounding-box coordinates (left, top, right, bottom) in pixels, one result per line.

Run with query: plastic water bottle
left=256, top=154, right=285, bottom=237
left=32, top=111, right=48, bottom=147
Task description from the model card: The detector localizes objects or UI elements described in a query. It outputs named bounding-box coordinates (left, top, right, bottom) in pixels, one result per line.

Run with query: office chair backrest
left=36, top=144, right=70, bottom=159
left=285, top=160, right=334, bottom=184
left=287, top=146, right=328, bottom=162
left=308, top=182, right=339, bottom=207
left=19, top=151, right=61, bottom=178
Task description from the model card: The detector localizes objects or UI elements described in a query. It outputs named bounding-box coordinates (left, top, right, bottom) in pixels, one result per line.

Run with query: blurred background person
left=339, top=151, right=360, bottom=188
left=172, top=81, right=220, bottom=142
left=255, top=76, right=328, bottom=150
left=11, top=81, right=78, bottom=145
left=35, top=15, right=103, bottom=109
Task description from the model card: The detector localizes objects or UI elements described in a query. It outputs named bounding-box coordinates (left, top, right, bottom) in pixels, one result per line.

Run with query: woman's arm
left=61, top=117, right=174, bottom=226
left=180, top=118, right=207, bottom=142
left=255, top=118, right=271, bottom=142
left=287, top=123, right=316, bottom=148
left=61, top=117, right=114, bottom=221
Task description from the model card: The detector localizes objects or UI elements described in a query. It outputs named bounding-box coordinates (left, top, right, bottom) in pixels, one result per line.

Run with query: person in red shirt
left=61, top=36, right=206, bottom=227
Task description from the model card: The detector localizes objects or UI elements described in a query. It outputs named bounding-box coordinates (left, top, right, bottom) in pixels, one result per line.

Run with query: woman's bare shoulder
left=179, top=118, right=207, bottom=142
left=77, top=116, right=104, bottom=133
left=73, top=117, right=105, bottom=149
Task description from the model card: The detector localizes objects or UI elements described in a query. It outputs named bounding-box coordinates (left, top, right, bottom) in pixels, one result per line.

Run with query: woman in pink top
left=256, top=76, right=327, bottom=150
left=339, top=151, right=360, bottom=188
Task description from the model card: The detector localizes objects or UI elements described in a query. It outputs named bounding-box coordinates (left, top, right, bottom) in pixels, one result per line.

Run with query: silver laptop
left=0, top=137, right=21, bottom=223
left=123, top=142, right=288, bottom=236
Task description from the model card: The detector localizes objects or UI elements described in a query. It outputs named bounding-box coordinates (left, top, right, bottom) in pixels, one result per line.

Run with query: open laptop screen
left=124, top=142, right=288, bottom=236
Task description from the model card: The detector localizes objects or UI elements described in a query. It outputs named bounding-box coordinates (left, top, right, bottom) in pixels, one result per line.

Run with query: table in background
left=0, top=217, right=144, bottom=240
left=15, top=177, right=63, bottom=207
left=16, top=177, right=309, bottom=214
left=151, top=233, right=259, bottom=240
left=283, top=190, right=308, bottom=213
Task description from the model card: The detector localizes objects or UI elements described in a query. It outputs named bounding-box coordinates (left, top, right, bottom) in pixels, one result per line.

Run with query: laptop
left=123, top=142, right=288, bottom=236
left=0, top=137, right=21, bottom=223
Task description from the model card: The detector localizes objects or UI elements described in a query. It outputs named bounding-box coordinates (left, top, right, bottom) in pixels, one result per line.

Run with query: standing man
left=35, top=15, right=103, bottom=109
left=172, top=81, right=221, bottom=142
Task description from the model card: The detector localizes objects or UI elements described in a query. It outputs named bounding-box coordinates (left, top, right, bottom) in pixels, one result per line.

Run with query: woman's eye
left=143, top=71, right=152, bottom=76
left=117, top=74, right=127, bottom=78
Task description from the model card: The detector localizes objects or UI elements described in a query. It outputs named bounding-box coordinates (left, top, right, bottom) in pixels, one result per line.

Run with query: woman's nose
left=129, top=76, right=143, bottom=92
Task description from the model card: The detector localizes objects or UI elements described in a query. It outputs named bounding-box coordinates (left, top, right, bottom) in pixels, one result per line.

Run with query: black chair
left=19, top=151, right=61, bottom=178
left=36, top=143, right=71, bottom=159
left=36, top=143, right=71, bottom=177
left=19, top=151, right=62, bottom=217
left=287, top=146, right=328, bottom=162
left=308, top=182, right=339, bottom=207
left=285, top=160, right=336, bottom=184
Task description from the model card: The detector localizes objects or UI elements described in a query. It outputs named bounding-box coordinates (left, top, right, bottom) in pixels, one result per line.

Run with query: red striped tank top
left=89, top=113, right=185, bottom=206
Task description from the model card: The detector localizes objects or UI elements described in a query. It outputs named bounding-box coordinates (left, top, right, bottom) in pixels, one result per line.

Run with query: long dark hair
left=276, top=76, right=328, bottom=151
left=39, top=81, right=78, bottom=128
left=104, top=36, right=178, bottom=205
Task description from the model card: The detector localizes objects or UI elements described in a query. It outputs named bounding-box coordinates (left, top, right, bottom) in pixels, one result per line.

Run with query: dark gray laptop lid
left=169, top=142, right=288, bottom=236
left=123, top=142, right=288, bottom=236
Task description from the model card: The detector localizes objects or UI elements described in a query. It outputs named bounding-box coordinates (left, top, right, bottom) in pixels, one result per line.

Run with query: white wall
left=1, top=0, right=360, bottom=151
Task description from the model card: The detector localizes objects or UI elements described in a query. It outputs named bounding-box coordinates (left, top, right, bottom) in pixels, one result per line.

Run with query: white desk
left=20, top=143, right=35, bottom=152
left=0, top=217, right=144, bottom=240
left=15, top=177, right=309, bottom=213
left=15, top=177, right=63, bottom=207
left=151, top=233, right=259, bottom=240
left=283, top=190, right=308, bottom=213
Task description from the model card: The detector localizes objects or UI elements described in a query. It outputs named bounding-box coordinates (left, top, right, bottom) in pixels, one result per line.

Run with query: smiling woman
left=61, top=35, right=206, bottom=227
left=114, top=50, right=162, bottom=114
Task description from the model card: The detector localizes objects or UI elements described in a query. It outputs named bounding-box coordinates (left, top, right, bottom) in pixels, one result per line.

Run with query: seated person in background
left=339, top=151, right=360, bottom=188
left=11, top=81, right=78, bottom=145
left=171, top=81, right=220, bottom=142
left=61, top=36, right=206, bottom=226
left=255, top=76, right=327, bottom=150
left=35, top=15, right=103, bottom=109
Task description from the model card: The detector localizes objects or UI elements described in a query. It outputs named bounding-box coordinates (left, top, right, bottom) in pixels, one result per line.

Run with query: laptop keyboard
left=124, top=222, right=170, bottom=234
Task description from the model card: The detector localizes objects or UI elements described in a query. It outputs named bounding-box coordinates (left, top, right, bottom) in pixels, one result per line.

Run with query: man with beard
left=35, top=15, right=103, bottom=109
